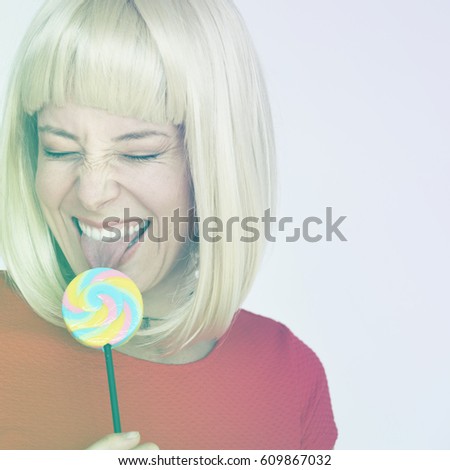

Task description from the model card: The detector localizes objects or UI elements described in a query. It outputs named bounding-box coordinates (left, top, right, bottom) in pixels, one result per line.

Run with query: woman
left=0, top=0, right=337, bottom=449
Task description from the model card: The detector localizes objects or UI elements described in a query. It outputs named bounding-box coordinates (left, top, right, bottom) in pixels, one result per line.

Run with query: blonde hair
left=0, top=0, right=275, bottom=354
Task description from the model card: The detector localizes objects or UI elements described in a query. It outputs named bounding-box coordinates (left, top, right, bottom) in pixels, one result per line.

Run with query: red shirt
left=0, top=273, right=337, bottom=449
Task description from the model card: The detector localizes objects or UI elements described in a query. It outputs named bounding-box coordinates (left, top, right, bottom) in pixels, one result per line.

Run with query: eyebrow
left=37, top=125, right=78, bottom=141
left=37, top=126, right=169, bottom=142
left=112, top=130, right=169, bottom=142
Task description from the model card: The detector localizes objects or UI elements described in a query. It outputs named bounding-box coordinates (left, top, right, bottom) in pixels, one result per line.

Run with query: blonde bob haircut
left=0, top=0, right=275, bottom=355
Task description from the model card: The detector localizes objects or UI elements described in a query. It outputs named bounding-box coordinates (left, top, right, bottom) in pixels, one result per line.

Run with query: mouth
left=72, top=217, right=151, bottom=250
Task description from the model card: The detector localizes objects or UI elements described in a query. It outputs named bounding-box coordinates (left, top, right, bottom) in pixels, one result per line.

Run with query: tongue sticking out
left=80, top=233, right=131, bottom=269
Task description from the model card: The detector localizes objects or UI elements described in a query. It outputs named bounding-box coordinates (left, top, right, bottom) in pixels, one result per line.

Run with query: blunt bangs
left=19, top=0, right=180, bottom=125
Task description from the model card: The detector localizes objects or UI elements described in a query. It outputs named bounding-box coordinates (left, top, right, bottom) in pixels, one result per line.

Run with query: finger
left=133, top=442, right=160, bottom=450
left=86, top=432, right=141, bottom=450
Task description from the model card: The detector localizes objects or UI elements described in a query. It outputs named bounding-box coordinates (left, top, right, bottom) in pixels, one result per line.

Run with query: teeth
left=77, top=219, right=147, bottom=241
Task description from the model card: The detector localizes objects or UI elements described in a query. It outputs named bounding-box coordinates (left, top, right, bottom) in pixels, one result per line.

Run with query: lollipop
left=62, top=267, right=144, bottom=432
left=62, top=267, right=143, bottom=349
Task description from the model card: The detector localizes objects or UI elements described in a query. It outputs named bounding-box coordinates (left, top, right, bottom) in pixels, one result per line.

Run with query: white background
left=1, top=1, right=449, bottom=450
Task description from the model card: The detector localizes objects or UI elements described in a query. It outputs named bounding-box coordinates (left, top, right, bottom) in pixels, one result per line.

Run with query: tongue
left=80, top=233, right=131, bottom=268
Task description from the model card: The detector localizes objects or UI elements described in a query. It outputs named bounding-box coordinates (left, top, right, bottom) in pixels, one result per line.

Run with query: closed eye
left=122, top=154, right=161, bottom=161
left=43, top=149, right=80, bottom=159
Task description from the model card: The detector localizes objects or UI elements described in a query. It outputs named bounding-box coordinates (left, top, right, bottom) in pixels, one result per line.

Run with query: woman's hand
left=86, top=432, right=159, bottom=450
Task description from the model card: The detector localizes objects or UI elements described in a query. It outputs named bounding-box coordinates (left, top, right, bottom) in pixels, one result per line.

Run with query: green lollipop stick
left=103, top=343, right=121, bottom=433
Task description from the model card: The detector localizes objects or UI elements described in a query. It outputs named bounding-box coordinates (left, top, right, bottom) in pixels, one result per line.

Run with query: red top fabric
left=0, top=272, right=338, bottom=449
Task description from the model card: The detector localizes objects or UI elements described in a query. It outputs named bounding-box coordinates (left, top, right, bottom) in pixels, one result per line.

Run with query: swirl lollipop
left=62, top=267, right=143, bottom=348
left=62, top=267, right=144, bottom=432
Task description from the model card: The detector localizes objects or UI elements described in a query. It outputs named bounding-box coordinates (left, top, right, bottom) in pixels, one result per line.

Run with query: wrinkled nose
left=76, top=162, right=120, bottom=212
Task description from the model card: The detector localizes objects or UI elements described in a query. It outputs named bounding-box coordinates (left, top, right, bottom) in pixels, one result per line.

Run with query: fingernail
left=123, top=431, right=140, bottom=439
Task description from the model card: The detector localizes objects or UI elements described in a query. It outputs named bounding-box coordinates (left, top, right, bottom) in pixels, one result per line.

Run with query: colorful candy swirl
left=62, top=268, right=143, bottom=349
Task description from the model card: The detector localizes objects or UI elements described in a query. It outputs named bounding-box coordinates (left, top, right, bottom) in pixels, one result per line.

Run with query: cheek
left=134, top=166, right=192, bottom=213
left=163, top=175, right=192, bottom=214
left=170, top=165, right=192, bottom=206
left=35, top=160, right=72, bottom=209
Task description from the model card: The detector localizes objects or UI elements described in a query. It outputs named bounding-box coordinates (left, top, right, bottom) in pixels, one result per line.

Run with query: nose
left=76, top=161, right=120, bottom=212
